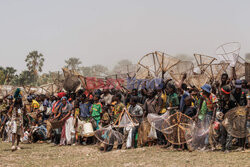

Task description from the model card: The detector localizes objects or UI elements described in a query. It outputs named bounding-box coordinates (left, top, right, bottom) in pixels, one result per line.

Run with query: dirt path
left=0, top=142, right=249, bottom=167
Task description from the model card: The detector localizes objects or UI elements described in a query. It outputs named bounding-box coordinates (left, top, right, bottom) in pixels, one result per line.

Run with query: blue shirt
left=43, top=99, right=52, bottom=107
left=79, top=102, right=91, bottom=118
left=180, top=91, right=190, bottom=112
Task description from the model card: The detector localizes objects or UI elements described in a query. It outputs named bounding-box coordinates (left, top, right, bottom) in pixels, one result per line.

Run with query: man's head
left=221, top=85, right=231, bottom=101
left=181, top=83, right=188, bottom=91
left=201, top=84, right=211, bottom=97
left=61, top=96, right=67, bottom=105
left=110, top=88, right=116, bottom=95
left=27, top=95, right=33, bottom=103
left=130, top=97, right=137, bottom=106
left=131, top=89, right=138, bottom=96
left=80, top=94, right=87, bottom=102
left=50, top=96, right=56, bottom=102
left=147, top=90, right=156, bottom=98
left=235, top=79, right=242, bottom=93
left=184, top=96, right=192, bottom=107
left=115, top=94, right=122, bottom=102
left=241, top=79, right=247, bottom=89
left=40, top=94, right=46, bottom=102
left=103, top=89, right=109, bottom=95
left=221, top=73, right=228, bottom=84
left=93, top=95, right=100, bottom=102
left=70, top=93, right=76, bottom=101
left=167, top=83, right=176, bottom=94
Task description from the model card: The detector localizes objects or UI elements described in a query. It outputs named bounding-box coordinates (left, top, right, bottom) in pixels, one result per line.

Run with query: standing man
left=231, top=80, right=247, bottom=106
left=127, top=97, right=143, bottom=148
left=100, top=89, right=113, bottom=106
left=195, top=84, right=218, bottom=150
left=220, top=85, right=237, bottom=151
left=9, top=96, right=23, bottom=151
left=90, top=95, right=102, bottom=130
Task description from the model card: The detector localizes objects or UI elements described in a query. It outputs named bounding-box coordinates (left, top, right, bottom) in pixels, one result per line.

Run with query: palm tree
left=65, top=57, right=82, bottom=70
left=25, top=51, right=45, bottom=84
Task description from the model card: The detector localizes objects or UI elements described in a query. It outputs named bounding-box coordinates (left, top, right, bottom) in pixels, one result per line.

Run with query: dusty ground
left=0, top=141, right=249, bottom=167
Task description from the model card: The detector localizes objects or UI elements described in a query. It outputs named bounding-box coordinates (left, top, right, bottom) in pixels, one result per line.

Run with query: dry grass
left=0, top=141, right=249, bottom=167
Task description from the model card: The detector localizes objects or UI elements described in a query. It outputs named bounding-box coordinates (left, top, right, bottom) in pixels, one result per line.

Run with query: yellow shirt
left=32, top=100, right=40, bottom=110
left=160, top=92, right=167, bottom=114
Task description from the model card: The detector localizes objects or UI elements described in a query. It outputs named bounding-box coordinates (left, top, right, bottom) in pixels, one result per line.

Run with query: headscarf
left=221, top=85, right=231, bottom=95
left=58, top=92, right=66, bottom=99
left=61, top=96, right=67, bottom=101
left=14, top=88, right=22, bottom=99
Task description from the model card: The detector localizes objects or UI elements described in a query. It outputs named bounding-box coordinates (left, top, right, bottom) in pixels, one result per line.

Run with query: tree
left=112, top=59, right=133, bottom=74
left=80, top=66, right=93, bottom=77
left=11, top=70, right=33, bottom=86
left=79, top=64, right=109, bottom=77
left=25, top=51, right=45, bottom=84
left=65, top=57, right=82, bottom=71
left=91, top=64, right=109, bottom=77
left=37, top=73, right=50, bottom=86
left=0, top=66, right=17, bottom=85
left=0, top=67, right=5, bottom=85
left=4, top=67, right=17, bottom=84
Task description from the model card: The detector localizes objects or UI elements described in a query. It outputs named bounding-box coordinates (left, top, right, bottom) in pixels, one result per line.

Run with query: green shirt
left=167, top=93, right=179, bottom=107
left=198, top=100, right=207, bottom=121
left=91, top=103, right=102, bottom=121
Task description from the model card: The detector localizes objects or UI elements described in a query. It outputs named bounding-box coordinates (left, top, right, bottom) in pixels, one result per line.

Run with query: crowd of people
left=0, top=73, right=249, bottom=153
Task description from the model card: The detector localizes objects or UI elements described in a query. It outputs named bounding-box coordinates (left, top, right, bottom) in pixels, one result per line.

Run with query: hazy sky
left=0, top=0, right=249, bottom=73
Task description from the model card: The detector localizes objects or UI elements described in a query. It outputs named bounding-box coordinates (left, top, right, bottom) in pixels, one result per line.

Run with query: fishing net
left=234, top=59, right=245, bottom=78
left=204, top=63, right=229, bottom=81
left=115, top=109, right=138, bottom=128
left=215, top=42, right=241, bottom=65
left=148, top=111, right=193, bottom=145
left=163, top=112, right=193, bottom=145
left=137, top=51, right=180, bottom=78
left=95, top=125, right=124, bottom=145
left=136, top=66, right=153, bottom=79
left=187, top=74, right=208, bottom=90
left=215, top=42, right=246, bottom=78
left=147, top=111, right=172, bottom=134
left=194, top=54, right=216, bottom=74
left=169, top=61, right=194, bottom=83
left=185, top=116, right=211, bottom=150
left=222, top=106, right=249, bottom=138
